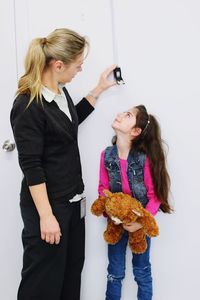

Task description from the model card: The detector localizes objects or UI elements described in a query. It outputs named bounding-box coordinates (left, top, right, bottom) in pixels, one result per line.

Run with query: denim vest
left=104, top=145, right=148, bottom=207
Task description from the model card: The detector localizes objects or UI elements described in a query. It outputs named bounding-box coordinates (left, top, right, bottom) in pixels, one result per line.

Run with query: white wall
left=1, top=0, right=200, bottom=299
left=79, top=1, right=200, bottom=299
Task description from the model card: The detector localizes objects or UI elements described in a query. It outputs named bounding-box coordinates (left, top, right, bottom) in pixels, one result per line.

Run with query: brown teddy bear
left=91, top=190, right=159, bottom=254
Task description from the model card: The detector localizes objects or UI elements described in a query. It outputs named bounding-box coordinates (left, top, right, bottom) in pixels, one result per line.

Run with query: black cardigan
left=10, top=87, right=94, bottom=204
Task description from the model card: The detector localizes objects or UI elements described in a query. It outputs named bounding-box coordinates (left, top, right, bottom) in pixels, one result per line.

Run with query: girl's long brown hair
left=133, top=105, right=172, bottom=213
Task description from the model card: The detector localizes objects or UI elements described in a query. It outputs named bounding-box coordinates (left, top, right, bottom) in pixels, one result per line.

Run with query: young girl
left=98, top=105, right=172, bottom=300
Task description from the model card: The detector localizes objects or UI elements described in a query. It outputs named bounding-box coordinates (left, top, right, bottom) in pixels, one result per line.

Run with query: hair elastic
left=41, top=37, right=47, bottom=47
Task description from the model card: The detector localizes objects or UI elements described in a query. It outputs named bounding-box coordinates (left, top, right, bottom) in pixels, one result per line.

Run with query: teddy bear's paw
left=91, top=204, right=102, bottom=216
left=91, top=197, right=106, bottom=216
left=147, top=226, right=159, bottom=237
left=103, top=231, right=120, bottom=245
left=104, top=229, right=123, bottom=245
left=140, top=213, right=159, bottom=237
left=129, top=239, right=147, bottom=254
left=129, top=228, right=145, bottom=243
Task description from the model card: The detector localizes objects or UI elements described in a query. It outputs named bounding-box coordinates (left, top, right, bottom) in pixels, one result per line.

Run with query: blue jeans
left=106, top=232, right=152, bottom=300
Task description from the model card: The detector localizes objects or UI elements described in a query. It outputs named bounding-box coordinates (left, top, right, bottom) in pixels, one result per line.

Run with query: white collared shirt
left=42, top=85, right=72, bottom=121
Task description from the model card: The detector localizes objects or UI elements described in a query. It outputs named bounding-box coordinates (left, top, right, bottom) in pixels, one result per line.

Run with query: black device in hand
left=113, top=67, right=125, bottom=85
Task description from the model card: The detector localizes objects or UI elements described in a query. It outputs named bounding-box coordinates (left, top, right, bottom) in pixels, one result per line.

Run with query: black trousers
left=18, top=197, right=85, bottom=300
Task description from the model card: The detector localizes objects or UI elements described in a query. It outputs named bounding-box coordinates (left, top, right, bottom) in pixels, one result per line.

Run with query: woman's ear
left=131, top=127, right=142, bottom=137
left=54, top=60, right=65, bottom=72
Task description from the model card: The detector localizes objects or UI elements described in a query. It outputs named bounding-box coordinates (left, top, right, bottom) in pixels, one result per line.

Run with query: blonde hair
left=17, top=28, right=89, bottom=103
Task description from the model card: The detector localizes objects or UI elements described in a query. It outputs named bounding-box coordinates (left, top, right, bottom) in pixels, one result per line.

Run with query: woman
left=10, top=28, right=116, bottom=300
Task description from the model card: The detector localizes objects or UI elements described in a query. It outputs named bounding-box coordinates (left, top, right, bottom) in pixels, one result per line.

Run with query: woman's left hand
left=123, top=222, right=143, bottom=233
left=97, top=64, right=118, bottom=92
left=87, top=65, right=117, bottom=103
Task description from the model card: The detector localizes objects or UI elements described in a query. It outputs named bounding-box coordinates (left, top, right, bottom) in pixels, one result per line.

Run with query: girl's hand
left=123, top=222, right=142, bottom=233
left=40, top=214, right=62, bottom=245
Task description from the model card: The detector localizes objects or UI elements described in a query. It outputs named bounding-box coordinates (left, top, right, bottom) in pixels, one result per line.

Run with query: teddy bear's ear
left=103, top=189, right=112, bottom=198
left=132, top=209, right=143, bottom=217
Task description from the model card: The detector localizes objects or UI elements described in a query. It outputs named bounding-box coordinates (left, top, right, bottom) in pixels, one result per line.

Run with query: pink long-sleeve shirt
left=98, top=151, right=160, bottom=216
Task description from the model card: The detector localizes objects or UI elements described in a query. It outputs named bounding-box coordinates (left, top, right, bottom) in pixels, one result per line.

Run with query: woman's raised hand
left=97, top=64, right=118, bottom=92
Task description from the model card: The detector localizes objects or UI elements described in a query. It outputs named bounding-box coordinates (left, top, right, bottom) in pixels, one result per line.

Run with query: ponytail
left=133, top=105, right=172, bottom=213
left=17, top=38, right=46, bottom=103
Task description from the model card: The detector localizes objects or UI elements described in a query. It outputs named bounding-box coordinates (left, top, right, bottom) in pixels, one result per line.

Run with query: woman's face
left=58, top=53, right=84, bottom=83
left=112, top=107, right=138, bottom=134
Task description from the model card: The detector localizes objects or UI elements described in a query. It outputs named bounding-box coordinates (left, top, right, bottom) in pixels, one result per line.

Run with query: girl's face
left=112, top=107, right=141, bottom=137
